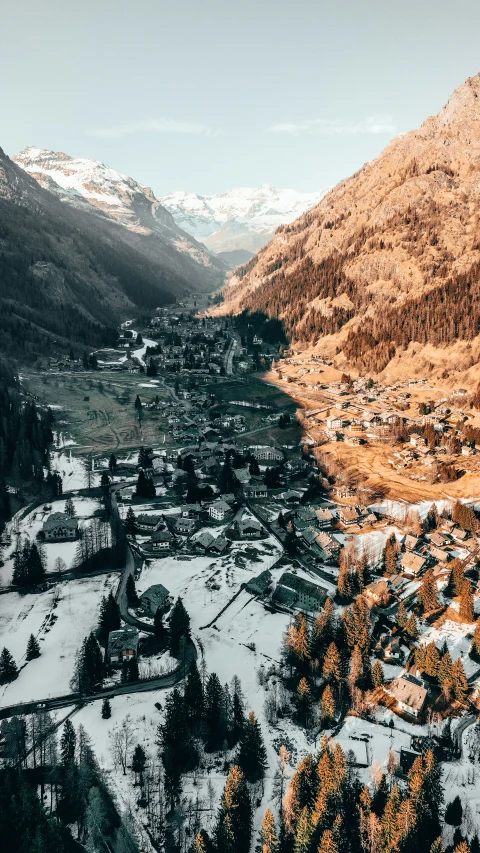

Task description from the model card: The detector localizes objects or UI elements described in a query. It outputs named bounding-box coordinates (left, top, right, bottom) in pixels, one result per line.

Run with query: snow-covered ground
left=0, top=574, right=117, bottom=708
left=1, top=497, right=100, bottom=585
left=50, top=450, right=100, bottom=491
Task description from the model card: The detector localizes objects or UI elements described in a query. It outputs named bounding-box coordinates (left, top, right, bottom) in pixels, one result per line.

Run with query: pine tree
left=452, top=658, right=468, bottom=702
left=445, top=796, right=463, bottom=826
left=204, top=673, right=226, bottom=751
left=259, top=809, right=279, bottom=853
left=397, top=601, right=408, bottom=630
left=109, top=453, right=117, bottom=474
left=405, top=612, right=419, bottom=641
left=160, top=688, right=197, bottom=811
left=381, top=784, right=401, bottom=853
left=237, top=711, right=267, bottom=782
left=0, top=648, right=18, bottom=684
left=460, top=581, right=474, bottom=622
left=101, top=697, right=111, bottom=719
left=322, top=642, right=342, bottom=684
left=132, top=744, right=146, bottom=785
left=430, top=838, right=445, bottom=853
left=169, top=597, right=191, bottom=658
left=26, top=634, right=40, bottom=660
left=60, top=719, right=76, bottom=765
left=311, top=598, right=335, bottom=662
left=372, top=659, right=384, bottom=687
left=124, top=507, right=137, bottom=536
left=214, top=765, right=252, bottom=853
left=184, top=660, right=204, bottom=731
left=125, top=573, right=138, bottom=604
left=293, top=806, right=313, bottom=853
left=318, top=829, right=339, bottom=853
left=230, top=674, right=246, bottom=745
left=424, top=642, right=440, bottom=677
left=438, top=651, right=454, bottom=700
left=419, top=569, right=439, bottom=613
left=97, top=592, right=121, bottom=646
left=76, top=632, right=104, bottom=693
left=297, top=678, right=311, bottom=725
left=321, top=684, right=335, bottom=725
left=64, top=497, right=76, bottom=518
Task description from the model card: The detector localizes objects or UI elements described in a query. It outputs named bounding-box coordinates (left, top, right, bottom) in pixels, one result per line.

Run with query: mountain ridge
left=13, top=146, right=227, bottom=292
left=218, top=74, right=480, bottom=386
left=160, top=185, right=326, bottom=254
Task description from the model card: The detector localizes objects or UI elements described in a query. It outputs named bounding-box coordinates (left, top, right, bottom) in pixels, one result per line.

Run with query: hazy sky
left=2, top=0, right=480, bottom=196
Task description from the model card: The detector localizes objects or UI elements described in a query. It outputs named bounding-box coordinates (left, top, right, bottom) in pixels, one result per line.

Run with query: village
left=2, top=305, right=480, bottom=849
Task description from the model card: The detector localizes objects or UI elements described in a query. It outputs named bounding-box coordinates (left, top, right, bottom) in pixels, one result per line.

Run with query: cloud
left=266, top=114, right=396, bottom=137
left=86, top=118, right=222, bottom=139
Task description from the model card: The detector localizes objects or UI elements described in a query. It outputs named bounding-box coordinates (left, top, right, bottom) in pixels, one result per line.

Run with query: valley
left=3, top=303, right=480, bottom=853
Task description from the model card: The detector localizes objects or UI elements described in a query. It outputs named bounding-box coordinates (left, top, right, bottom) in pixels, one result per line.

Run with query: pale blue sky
left=2, top=0, right=480, bottom=196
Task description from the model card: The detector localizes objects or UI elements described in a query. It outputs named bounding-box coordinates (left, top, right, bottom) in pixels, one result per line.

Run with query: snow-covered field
left=0, top=573, right=117, bottom=708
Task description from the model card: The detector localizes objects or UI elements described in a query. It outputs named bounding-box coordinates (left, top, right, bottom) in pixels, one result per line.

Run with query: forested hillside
left=221, top=75, right=480, bottom=377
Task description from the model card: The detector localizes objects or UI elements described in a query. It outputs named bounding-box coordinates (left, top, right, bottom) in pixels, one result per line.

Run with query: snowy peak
left=160, top=185, right=326, bottom=253
left=13, top=146, right=176, bottom=234
left=13, top=147, right=227, bottom=282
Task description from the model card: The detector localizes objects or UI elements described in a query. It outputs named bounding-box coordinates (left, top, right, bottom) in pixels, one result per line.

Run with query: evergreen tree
left=109, top=453, right=117, bottom=474
left=121, top=658, right=139, bottom=683
left=318, top=830, right=339, bottom=853
left=258, top=809, right=279, bottom=853
left=445, top=796, right=463, bottom=826
left=405, top=612, right=419, bottom=641
left=297, top=677, right=311, bottom=726
left=321, top=684, right=335, bottom=725
left=419, top=569, right=439, bottom=613
left=75, top=632, right=104, bottom=694
left=0, top=648, right=18, bottom=684
left=452, top=658, right=468, bottom=702
left=237, top=711, right=267, bottom=783
left=184, top=660, right=204, bottom=730
left=97, top=592, right=121, bottom=647
left=293, top=806, right=313, bottom=853
left=26, top=633, right=40, bottom=660
left=101, top=697, right=111, bottom=719
left=214, top=765, right=252, bottom=853
left=311, top=598, right=335, bottom=663
left=438, top=651, right=454, bottom=700
left=169, top=596, right=191, bottom=657
left=124, top=507, right=137, bottom=536
left=125, top=572, right=138, bottom=604
left=460, top=581, right=474, bottom=622
left=397, top=600, right=408, bottom=630
left=424, top=641, right=440, bottom=677
left=132, top=744, right=146, bottom=785
left=322, top=642, right=342, bottom=684
left=27, top=543, right=45, bottom=586
left=372, top=659, right=384, bottom=687
left=60, top=719, right=76, bottom=765
left=230, top=675, right=246, bottom=745
left=64, top=497, right=76, bottom=518
left=204, top=673, right=226, bottom=751
left=160, top=688, right=197, bottom=812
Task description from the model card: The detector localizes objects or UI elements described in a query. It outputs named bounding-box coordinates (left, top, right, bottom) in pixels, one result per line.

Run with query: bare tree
left=109, top=716, right=134, bottom=775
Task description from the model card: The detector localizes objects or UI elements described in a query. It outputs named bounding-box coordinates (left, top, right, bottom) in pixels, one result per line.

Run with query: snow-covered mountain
left=13, top=147, right=227, bottom=288
left=160, top=185, right=327, bottom=254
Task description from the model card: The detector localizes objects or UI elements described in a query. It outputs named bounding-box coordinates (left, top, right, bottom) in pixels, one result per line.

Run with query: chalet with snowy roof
left=245, top=570, right=272, bottom=596
left=387, top=675, right=427, bottom=718
left=143, top=530, right=176, bottom=555
left=401, top=552, right=426, bottom=577
left=108, top=626, right=139, bottom=666
left=135, top=514, right=163, bottom=533
left=237, top=517, right=263, bottom=538
left=364, top=579, right=391, bottom=609
left=209, top=499, right=232, bottom=521
left=339, top=506, right=360, bottom=526
left=404, top=535, right=420, bottom=552
left=315, top=507, right=334, bottom=528
left=43, top=512, right=79, bottom=542
left=140, top=584, right=170, bottom=616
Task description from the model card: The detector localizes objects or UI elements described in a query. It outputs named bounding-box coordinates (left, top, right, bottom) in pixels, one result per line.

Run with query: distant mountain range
left=0, top=146, right=226, bottom=360
left=220, top=74, right=480, bottom=386
left=160, top=185, right=326, bottom=255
